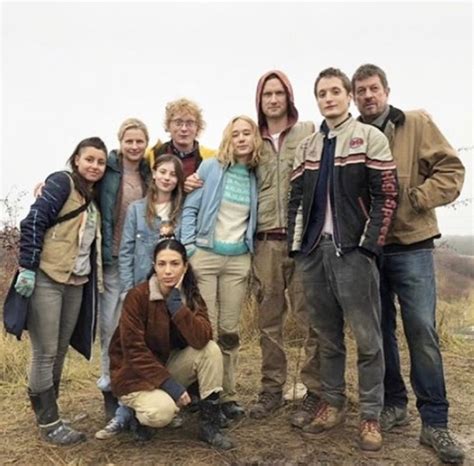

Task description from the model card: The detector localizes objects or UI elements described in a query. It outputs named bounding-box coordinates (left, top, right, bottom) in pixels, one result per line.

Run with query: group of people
left=4, top=64, right=465, bottom=464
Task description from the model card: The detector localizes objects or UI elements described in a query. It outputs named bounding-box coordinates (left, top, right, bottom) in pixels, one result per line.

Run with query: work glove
left=14, top=269, right=36, bottom=298
left=166, top=288, right=183, bottom=317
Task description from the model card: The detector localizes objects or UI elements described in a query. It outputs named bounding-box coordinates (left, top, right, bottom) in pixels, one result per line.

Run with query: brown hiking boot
left=302, top=401, right=345, bottom=433
left=359, top=419, right=383, bottom=451
left=249, top=392, right=284, bottom=419
left=291, top=391, right=321, bottom=429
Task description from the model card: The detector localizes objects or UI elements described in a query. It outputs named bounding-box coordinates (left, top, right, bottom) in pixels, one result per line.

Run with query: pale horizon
left=1, top=2, right=473, bottom=236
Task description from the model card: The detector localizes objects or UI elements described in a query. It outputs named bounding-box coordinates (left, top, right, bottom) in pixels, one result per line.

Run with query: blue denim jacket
left=180, top=158, right=258, bottom=255
left=119, top=198, right=180, bottom=292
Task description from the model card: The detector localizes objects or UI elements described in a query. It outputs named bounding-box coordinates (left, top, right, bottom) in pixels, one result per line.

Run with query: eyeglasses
left=171, top=119, right=197, bottom=129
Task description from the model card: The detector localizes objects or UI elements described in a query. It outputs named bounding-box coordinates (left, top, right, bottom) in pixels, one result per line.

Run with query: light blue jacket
left=180, top=158, right=258, bottom=255
left=119, top=198, right=180, bottom=292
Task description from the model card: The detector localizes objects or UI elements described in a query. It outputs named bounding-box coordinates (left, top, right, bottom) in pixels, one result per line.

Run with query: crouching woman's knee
left=201, top=340, right=222, bottom=361
left=128, top=392, right=178, bottom=428
left=136, top=402, right=177, bottom=428
left=196, top=341, right=224, bottom=399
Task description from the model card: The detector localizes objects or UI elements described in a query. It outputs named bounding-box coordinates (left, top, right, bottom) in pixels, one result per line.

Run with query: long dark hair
left=67, top=137, right=108, bottom=202
left=150, top=239, right=203, bottom=311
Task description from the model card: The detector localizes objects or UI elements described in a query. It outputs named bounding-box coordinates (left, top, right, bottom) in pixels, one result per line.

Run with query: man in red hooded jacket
left=249, top=70, right=321, bottom=427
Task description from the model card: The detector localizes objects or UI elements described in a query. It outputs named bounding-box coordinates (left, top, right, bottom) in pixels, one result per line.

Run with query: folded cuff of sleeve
left=161, top=378, right=186, bottom=402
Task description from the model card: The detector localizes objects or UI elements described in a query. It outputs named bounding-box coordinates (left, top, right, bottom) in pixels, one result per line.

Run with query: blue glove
left=166, top=288, right=183, bottom=317
left=14, top=269, right=36, bottom=298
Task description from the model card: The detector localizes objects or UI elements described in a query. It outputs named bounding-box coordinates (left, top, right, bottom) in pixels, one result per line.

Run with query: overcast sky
left=1, top=1, right=473, bottom=235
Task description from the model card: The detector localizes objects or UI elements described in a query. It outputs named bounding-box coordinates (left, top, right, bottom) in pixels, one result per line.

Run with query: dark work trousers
left=297, top=238, right=384, bottom=420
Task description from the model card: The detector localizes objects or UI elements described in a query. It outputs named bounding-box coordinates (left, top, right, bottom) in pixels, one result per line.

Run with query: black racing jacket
left=288, top=117, right=399, bottom=257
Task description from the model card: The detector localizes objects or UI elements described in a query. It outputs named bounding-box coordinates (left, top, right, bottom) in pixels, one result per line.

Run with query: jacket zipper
left=275, top=142, right=282, bottom=227
left=330, top=146, right=343, bottom=257
left=358, top=196, right=370, bottom=220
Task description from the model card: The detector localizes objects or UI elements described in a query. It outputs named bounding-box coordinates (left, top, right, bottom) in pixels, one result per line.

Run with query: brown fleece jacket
left=109, top=276, right=212, bottom=397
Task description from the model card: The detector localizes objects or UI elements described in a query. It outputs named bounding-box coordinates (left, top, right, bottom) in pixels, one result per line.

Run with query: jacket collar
left=106, top=150, right=151, bottom=178
left=148, top=275, right=187, bottom=304
left=358, top=105, right=405, bottom=131
left=320, top=114, right=353, bottom=138
left=148, top=275, right=164, bottom=301
left=386, top=105, right=405, bottom=128
left=106, top=150, right=121, bottom=172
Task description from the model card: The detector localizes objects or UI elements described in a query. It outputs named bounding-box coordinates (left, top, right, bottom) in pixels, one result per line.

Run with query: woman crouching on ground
left=108, top=238, right=234, bottom=449
left=12, top=137, right=107, bottom=445
left=95, top=153, right=185, bottom=440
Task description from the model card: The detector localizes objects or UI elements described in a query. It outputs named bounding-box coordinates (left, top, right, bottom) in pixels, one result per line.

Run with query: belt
left=256, top=232, right=287, bottom=241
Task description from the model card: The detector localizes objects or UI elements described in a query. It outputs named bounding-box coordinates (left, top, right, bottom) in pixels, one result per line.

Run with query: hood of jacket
left=255, top=70, right=299, bottom=135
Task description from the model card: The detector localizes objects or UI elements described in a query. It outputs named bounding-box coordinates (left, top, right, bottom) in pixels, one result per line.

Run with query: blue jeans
left=97, top=260, right=123, bottom=392
left=115, top=403, right=133, bottom=427
left=380, top=249, right=449, bottom=427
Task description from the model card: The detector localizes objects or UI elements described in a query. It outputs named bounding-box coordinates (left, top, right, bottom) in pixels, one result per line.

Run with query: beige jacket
left=382, top=108, right=464, bottom=245
left=256, top=121, right=314, bottom=232
left=40, top=176, right=103, bottom=290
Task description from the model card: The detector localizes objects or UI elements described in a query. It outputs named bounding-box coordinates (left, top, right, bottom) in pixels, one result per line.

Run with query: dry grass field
left=1, top=238, right=473, bottom=465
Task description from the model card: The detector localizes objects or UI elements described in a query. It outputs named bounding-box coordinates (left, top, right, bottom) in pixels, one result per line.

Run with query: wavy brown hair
left=145, top=154, right=184, bottom=229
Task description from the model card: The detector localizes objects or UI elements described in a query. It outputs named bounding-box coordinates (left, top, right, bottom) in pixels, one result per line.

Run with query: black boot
left=53, top=380, right=60, bottom=399
left=199, top=397, right=234, bottom=450
left=217, top=405, right=230, bottom=428
left=28, top=386, right=86, bottom=446
left=129, top=411, right=155, bottom=442
left=187, top=381, right=201, bottom=413
left=102, top=390, right=119, bottom=422
left=221, top=401, right=245, bottom=421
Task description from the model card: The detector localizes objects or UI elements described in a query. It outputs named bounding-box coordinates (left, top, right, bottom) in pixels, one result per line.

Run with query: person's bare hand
left=33, top=182, right=45, bottom=198
left=177, top=390, right=191, bottom=408
left=184, top=173, right=203, bottom=193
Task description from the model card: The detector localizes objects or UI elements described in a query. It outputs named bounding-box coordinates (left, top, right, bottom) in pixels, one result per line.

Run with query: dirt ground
left=0, top=337, right=473, bottom=466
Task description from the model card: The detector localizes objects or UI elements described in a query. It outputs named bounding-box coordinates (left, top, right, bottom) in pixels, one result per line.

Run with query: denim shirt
left=119, top=198, right=180, bottom=292
left=180, top=158, right=258, bottom=256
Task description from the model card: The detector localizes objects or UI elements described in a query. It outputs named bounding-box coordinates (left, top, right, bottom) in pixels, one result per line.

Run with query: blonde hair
left=217, top=115, right=262, bottom=169
left=117, top=118, right=149, bottom=143
left=164, top=98, right=205, bottom=136
left=145, top=154, right=184, bottom=228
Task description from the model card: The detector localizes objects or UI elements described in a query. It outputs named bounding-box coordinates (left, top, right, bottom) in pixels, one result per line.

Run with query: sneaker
left=249, top=392, right=284, bottom=420
left=359, top=419, right=383, bottom=451
left=380, top=405, right=409, bottom=431
left=43, top=421, right=86, bottom=446
left=291, top=391, right=321, bottom=429
left=420, top=425, right=465, bottom=464
left=303, top=401, right=345, bottom=434
left=95, top=417, right=125, bottom=440
left=221, top=401, right=245, bottom=421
